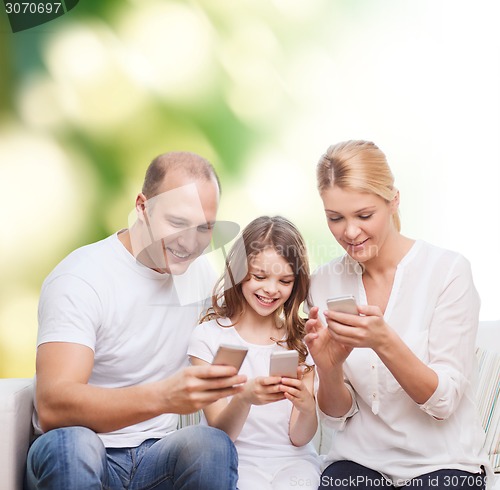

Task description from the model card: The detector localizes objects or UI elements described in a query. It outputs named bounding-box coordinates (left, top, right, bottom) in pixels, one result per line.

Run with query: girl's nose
left=263, top=280, right=278, bottom=295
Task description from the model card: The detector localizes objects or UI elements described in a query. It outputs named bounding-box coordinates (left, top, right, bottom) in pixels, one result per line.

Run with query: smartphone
left=212, top=344, right=248, bottom=372
left=269, top=350, right=299, bottom=378
left=327, top=295, right=359, bottom=315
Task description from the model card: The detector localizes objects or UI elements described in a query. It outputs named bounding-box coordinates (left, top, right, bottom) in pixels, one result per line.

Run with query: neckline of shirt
left=111, top=231, right=174, bottom=281
left=215, top=317, right=286, bottom=348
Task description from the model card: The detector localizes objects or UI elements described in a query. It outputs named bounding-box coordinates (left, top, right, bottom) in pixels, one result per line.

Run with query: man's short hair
left=142, top=151, right=221, bottom=198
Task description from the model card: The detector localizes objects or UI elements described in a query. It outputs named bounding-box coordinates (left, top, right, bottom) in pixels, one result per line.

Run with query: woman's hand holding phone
left=325, top=300, right=392, bottom=351
left=304, top=306, right=353, bottom=370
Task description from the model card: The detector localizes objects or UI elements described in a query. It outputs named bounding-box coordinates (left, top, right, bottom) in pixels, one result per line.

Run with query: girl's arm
left=280, top=367, right=318, bottom=447
left=190, top=356, right=284, bottom=441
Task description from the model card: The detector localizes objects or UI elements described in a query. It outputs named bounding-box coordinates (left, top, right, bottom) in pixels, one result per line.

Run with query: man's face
left=135, top=171, right=219, bottom=275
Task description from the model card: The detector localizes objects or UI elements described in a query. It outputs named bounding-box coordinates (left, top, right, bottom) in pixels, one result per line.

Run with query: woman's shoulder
left=415, top=240, right=472, bottom=269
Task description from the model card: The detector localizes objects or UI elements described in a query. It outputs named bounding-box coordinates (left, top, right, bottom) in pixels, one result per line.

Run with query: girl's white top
left=188, top=318, right=320, bottom=468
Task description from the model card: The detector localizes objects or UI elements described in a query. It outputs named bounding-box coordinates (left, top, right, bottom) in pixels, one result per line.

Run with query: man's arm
left=36, top=342, right=247, bottom=433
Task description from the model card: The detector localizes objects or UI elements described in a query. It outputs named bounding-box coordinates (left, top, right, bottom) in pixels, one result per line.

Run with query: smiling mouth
left=346, top=238, right=369, bottom=247
left=256, top=294, right=278, bottom=305
left=166, top=247, right=191, bottom=260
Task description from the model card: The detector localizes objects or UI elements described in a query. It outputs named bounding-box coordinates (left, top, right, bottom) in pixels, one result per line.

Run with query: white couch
left=1, top=321, right=498, bottom=490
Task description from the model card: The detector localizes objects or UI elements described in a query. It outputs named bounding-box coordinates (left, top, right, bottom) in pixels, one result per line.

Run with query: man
left=25, top=152, right=246, bottom=489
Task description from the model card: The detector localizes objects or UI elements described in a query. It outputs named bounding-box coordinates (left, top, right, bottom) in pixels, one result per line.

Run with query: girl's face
left=241, top=248, right=295, bottom=317
left=321, top=185, right=398, bottom=263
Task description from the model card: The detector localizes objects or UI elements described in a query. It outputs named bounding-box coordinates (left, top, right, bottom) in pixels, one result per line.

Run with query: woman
left=305, top=140, right=492, bottom=489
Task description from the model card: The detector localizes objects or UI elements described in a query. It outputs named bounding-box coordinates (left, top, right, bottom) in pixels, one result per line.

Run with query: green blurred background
left=1, top=0, right=499, bottom=377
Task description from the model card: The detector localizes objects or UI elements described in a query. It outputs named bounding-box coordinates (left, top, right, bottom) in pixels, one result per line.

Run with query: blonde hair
left=202, top=216, right=311, bottom=370
left=316, top=140, right=401, bottom=231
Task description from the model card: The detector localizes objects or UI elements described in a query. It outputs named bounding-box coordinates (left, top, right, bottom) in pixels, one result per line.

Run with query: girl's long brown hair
left=201, top=216, right=311, bottom=369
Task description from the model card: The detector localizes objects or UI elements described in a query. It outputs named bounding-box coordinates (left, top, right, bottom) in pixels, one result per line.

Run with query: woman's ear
left=391, top=190, right=400, bottom=212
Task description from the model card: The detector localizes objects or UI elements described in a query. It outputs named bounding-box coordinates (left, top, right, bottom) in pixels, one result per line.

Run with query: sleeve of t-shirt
left=37, top=273, right=102, bottom=351
left=187, top=322, right=217, bottom=364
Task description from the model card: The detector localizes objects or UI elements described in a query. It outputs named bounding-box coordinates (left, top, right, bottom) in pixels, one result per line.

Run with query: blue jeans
left=319, top=461, right=486, bottom=490
left=25, top=425, right=238, bottom=489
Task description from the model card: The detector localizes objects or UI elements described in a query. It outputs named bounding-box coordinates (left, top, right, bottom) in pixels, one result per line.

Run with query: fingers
left=192, top=364, right=238, bottom=379
left=259, top=376, right=282, bottom=386
left=308, top=306, right=319, bottom=319
left=304, top=332, right=319, bottom=348
left=357, top=304, right=382, bottom=317
left=305, top=306, right=324, bottom=334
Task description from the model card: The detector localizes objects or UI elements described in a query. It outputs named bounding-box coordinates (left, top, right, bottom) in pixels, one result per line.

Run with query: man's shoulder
left=191, top=317, right=232, bottom=344
left=44, top=234, right=117, bottom=284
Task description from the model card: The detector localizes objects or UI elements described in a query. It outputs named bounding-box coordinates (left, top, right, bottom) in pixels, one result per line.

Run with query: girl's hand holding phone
left=279, top=368, right=316, bottom=415
left=238, top=376, right=285, bottom=406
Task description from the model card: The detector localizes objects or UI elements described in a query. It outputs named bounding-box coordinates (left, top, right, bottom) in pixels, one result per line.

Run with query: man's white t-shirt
left=34, top=232, right=215, bottom=448
left=308, top=240, right=492, bottom=484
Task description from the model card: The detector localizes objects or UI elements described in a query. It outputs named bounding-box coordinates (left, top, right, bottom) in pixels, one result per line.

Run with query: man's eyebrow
left=164, top=213, right=188, bottom=222
left=164, top=214, right=214, bottom=225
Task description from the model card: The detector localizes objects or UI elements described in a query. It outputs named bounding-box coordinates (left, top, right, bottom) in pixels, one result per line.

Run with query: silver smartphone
left=212, top=344, right=248, bottom=372
left=269, top=350, right=299, bottom=378
left=326, top=295, right=359, bottom=315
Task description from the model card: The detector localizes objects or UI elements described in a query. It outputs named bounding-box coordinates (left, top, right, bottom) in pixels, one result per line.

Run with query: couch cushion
left=0, top=378, right=34, bottom=490
left=475, top=347, right=500, bottom=472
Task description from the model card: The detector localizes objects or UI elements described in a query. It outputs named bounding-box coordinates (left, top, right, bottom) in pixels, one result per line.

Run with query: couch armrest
left=0, top=378, right=34, bottom=490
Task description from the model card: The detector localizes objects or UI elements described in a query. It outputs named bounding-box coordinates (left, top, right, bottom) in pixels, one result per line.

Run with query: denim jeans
left=25, top=425, right=238, bottom=490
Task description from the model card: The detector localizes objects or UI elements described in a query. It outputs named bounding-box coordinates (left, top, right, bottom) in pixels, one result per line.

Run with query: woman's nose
left=345, top=221, right=361, bottom=240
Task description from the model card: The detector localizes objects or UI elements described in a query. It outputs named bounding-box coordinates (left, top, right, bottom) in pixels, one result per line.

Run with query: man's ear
left=136, top=193, right=147, bottom=222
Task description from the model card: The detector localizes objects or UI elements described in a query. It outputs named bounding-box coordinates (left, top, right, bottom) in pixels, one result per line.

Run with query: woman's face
left=320, top=185, right=398, bottom=263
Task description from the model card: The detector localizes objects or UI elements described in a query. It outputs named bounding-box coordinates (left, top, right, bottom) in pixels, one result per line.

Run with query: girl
left=306, top=140, right=492, bottom=489
left=188, top=216, right=320, bottom=490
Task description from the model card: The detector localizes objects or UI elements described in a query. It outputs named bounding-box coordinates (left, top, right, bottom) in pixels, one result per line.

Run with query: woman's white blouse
left=308, top=240, right=492, bottom=485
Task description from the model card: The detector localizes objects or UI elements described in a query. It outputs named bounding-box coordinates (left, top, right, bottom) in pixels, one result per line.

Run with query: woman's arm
left=305, top=307, right=354, bottom=418
left=326, top=307, right=439, bottom=405
left=326, top=256, right=479, bottom=418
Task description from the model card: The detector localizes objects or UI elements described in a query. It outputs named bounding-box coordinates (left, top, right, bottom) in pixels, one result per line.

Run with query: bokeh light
left=1, top=0, right=498, bottom=377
